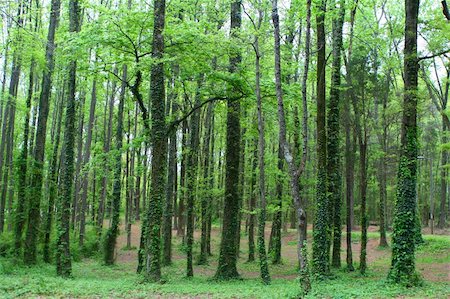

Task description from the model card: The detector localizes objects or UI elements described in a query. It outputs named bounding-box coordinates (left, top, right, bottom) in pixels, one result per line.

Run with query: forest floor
left=0, top=222, right=449, bottom=298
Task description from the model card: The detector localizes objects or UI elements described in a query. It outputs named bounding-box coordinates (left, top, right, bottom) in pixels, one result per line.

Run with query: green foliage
left=0, top=256, right=448, bottom=298
left=0, top=232, right=14, bottom=257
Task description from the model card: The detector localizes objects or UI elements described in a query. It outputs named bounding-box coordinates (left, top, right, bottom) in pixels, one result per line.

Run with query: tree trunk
left=177, top=119, right=188, bottom=238
left=388, top=0, right=420, bottom=285
left=0, top=2, right=23, bottom=234
left=312, top=0, right=329, bottom=278
left=79, top=77, right=97, bottom=246
left=144, top=0, right=167, bottom=282
left=215, top=0, right=242, bottom=280
left=247, top=144, right=257, bottom=263
left=24, top=0, right=62, bottom=262
left=186, top=78, right=202, bottom=277
left=272, top=0, right=309, bottom=291
left=329, top=0, right=345, bottom=269
left=43, top=88, right=64, bottom=263
left=56, top=0, right=81, bottom=277
left=99, top=69, right=117, bottom=228
left=72, top=91, right=85, bottom=229
left=269, top=142, right=283, bottom=265
left=103, top=65, right=127, bottom=265
left=199, top=101, right=213, bottom=265
left=438, top=120, right=448, bottom=228
left=162, top=95, right=177, bottom=266
left=14, top=58, right=35, bottom=251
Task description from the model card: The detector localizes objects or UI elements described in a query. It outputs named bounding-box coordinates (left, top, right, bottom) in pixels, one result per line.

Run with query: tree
left=215, top=0, right=242, bottom=280
left=312, top=0, right=330, bottom=278
left=103, top=66, right=127, bottom=265
left=79, top=77, right=98, bottom=246
left=186, top=78, right=202, bottom=277
left=55, top=0, right=81, bottom=277
left=388, top=0, right=421, bottom=286
left=328, top=0, right=345, bottom=269
left=23, top=0, right=61, bottom=264
left=144, top=0, right=167, bottom=282
left=272, top=0, right=309, bottom=292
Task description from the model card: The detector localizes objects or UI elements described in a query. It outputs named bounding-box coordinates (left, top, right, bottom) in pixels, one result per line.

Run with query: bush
left=0, top=232, right=14, bottom=257
left=70, top=227, right=101, bottom=261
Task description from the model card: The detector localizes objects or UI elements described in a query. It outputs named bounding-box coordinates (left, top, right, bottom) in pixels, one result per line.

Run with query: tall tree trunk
left=206, top=111, right=215, bottom=256
left=177, top=119, right=188, bottom=238
left=0, top=1, right=24, bottom=234
left=344, top=105, right=355, bottom=271
left=25, top=0, right=61, bottom=263
left=103, top=65, right=127, bottom=265
left=99, top=69, right=117, bottom=229
left=186, top=79, right=202, bottom=277
left=438, top=121, right=447, bottom=228
left=43, top=88, right=64, bottom=263
left=379, top=73, right=390, bottom=247
left=56, top=0, right=81, bottom=277
left=73, top=92, right=85, bottom=229
left=269, top=143, right=283, bottom=265
left=215, top=0, right=242, bottom=280
left=79, top=77, right=97, bottom=246
left=344, top=0, right=358, bottom=272
left=144, top=0, right=167, bottom=282
left=247, top=143, right=257, bottom=263
left=199, top=100, right=213, bottom=265
left=388, top=0, right=420, bottom=285
left=329, top=0, right=345, bottom=269
left=256, top=94, right=269, bottom=283
left=272, top=0, right=309, bottom=291
left=14, top=58, right=35, bottom=251
left=162, top=96, right=177, bottom=266
left=312, top=0, right=329, bottom=278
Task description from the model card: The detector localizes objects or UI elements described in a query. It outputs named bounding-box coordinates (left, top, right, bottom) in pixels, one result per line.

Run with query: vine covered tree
left=388, top=0, right=421, bottom=286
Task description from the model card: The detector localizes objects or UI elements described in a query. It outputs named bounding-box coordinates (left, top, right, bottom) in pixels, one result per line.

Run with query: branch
left=418, top=49, right=450, bottom=61
left=443, top=0, right=450, bottom=20
left=167, top=95, right=242, bottom=133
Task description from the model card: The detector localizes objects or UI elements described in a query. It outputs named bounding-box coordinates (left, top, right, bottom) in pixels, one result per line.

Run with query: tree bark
left=312, top=0, right=329, bottom=278
left=272, top=0, right=309, bottom=291
left=24, top=0, right=62, bottom=263
left=186, top=78, right=202, bottom=277
left=199, top=101, right=213, bottom=265
left=144, top=0, right=167, bottom=282
left=79, top=77, right=97, bottom=246
left=43, top=87, right=64, bottom=263
left=388, top=0, right=420, bottom=285
left=103, top=65, right=127, bottom=265
left=329, top=0, right=345, bottom=269
left=14, top=58, right=35, bottom=251
left=56, top=0, right=81, bottom=277
left=215, top=0, right=242, bottom=280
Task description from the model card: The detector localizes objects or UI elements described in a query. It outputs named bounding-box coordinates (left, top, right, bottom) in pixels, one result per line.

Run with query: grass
left=0, top=229, right=448, bottom=298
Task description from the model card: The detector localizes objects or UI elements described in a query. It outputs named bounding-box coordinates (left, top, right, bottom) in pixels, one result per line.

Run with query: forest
left=0, top=0, right=449, bottom=297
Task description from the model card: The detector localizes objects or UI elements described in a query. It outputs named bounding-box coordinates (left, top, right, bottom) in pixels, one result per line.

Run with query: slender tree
left=199, top=100, right=213, bottom=265
left=79, top=77, right=97, bottom=246
left=272, top=0, right=309, bottom=292
left=23, top=0, right=61, bottom=264
left=104, top=66, right=127, bottom=265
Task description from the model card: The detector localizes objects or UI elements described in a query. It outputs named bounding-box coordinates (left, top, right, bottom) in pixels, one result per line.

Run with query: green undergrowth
left=0, top=233, right=448, bottom=298
left=0, top=259, right=448, bottom=298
